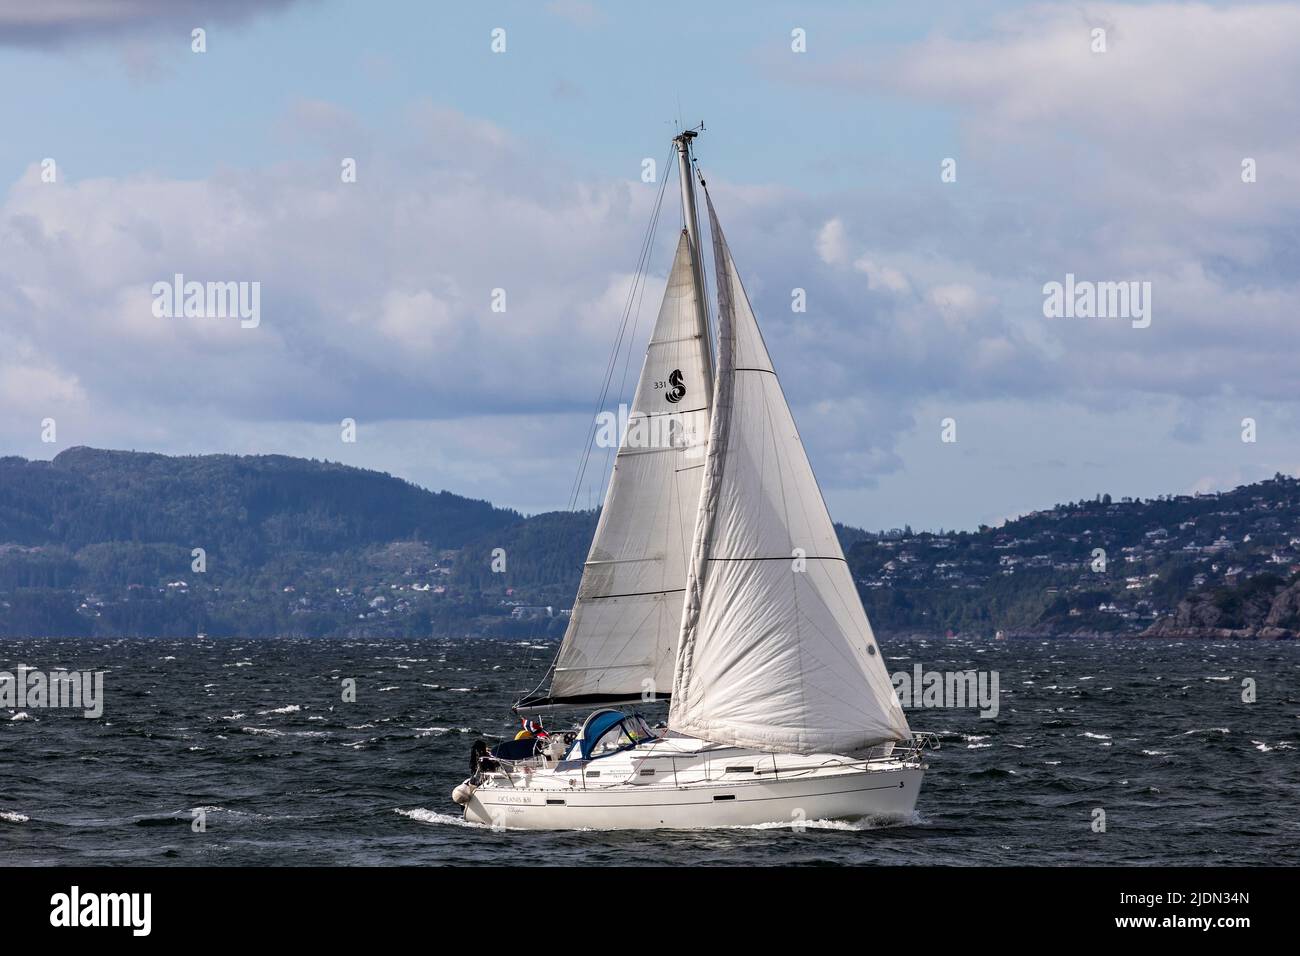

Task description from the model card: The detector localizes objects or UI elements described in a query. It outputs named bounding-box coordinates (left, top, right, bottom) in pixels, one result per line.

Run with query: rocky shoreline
left=1138, top=575, right=1300, bottom=641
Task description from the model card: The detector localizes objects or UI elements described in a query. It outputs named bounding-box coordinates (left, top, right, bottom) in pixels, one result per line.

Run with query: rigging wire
left=515, top=145, right=675, bottom=711
left=564, top=145, right=674, bottom=515
left=599, top=193, right=661, bottom=501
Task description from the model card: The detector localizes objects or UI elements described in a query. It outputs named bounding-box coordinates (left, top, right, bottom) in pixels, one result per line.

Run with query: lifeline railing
left=857, top=732, right=940, bottom=763
left=480, top=732, right=940, bottom=788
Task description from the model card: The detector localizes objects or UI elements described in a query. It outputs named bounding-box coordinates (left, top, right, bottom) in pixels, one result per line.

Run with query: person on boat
left=469, top=739, right=497, bottom=775
left=514, top=717, right=547, bottom=740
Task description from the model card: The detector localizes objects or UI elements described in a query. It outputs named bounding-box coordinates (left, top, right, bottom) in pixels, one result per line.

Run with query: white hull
left=459, top=737, right=925, bottom=830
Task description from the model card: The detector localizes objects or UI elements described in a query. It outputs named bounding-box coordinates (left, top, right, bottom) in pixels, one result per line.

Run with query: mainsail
left=669, top=193, right=911, bottom=754
left=519, top=232, right=712, bottom=710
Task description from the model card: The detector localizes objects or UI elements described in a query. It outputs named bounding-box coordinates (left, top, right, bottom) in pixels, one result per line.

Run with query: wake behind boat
left=452, top=128, right=935, bottom=830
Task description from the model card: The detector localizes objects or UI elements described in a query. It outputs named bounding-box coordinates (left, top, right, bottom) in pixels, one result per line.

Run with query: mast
left=514, top=134, right=718, bottom=714
left=673, top=128, right=714, bottom=395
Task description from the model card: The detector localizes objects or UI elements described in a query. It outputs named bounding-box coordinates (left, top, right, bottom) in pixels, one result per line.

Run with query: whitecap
left=412, top=727, right=451, bottom=738
left=395, top=807, right=490, bottom=828
left=727, top=811, right=920, bottom=832
left=9, top=712, right=32, bottom=721
left=0, top=811, right=29, bottom=823
left=1078, top=732, right=1111, bottom=740
left=258, top=705, right=301, bottom=715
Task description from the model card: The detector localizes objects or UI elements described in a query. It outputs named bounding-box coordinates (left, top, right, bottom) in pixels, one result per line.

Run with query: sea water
left=1, top=636, right=1295, bottom=866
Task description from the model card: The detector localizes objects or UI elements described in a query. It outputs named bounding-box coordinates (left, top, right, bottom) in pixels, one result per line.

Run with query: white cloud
left=544, top=0, right=609, bottom=29
left=926, top=283, right=980, bottom=329
left=0, top=0, right=303, bottom=47
left=8, top=1, right=1300, bottom=526
left=812, top=3, right=1300, bottom=219
left=815, top=217, right=849, bottom=265
left=852, top=255, right=911, bottom=295
left=0, top=104, right=669, bottom=433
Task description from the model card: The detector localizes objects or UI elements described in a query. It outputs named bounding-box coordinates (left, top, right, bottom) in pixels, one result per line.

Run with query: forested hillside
left=1, top=448, right=1296, bottom=639
left=0, top=448, right=525, bottom=637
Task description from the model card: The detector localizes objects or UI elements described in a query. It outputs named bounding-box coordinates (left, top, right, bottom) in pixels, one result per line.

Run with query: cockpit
left=570, top=709, right=659, bottom=761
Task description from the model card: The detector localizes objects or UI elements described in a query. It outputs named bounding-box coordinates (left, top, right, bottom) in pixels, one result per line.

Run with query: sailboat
left=451, top=129, right=933, bottom=830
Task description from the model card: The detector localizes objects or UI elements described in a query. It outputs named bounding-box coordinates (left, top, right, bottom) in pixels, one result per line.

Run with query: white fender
left=451, top=779, right=477, bottom=806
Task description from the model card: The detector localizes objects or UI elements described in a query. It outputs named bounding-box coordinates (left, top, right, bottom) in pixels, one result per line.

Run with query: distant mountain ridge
left=0, top=447, right=530, bottom=637
left=0, top=447, right=1296, bottom=639
left=1, top=446, right=519, bottom=554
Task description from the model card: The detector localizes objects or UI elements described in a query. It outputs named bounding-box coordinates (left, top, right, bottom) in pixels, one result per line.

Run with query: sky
left=2, top=0, right=1299, bottom=531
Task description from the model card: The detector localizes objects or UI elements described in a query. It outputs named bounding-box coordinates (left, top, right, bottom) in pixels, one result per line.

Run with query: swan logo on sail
left=665, top=369, right=686, bottom=404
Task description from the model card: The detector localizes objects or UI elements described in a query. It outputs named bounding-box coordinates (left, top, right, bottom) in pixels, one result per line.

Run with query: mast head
left=673, top=123, right=705, bottom=153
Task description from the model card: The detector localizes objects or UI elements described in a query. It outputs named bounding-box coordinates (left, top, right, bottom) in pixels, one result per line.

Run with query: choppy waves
left=1, top=635, right=1297, bottom=866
